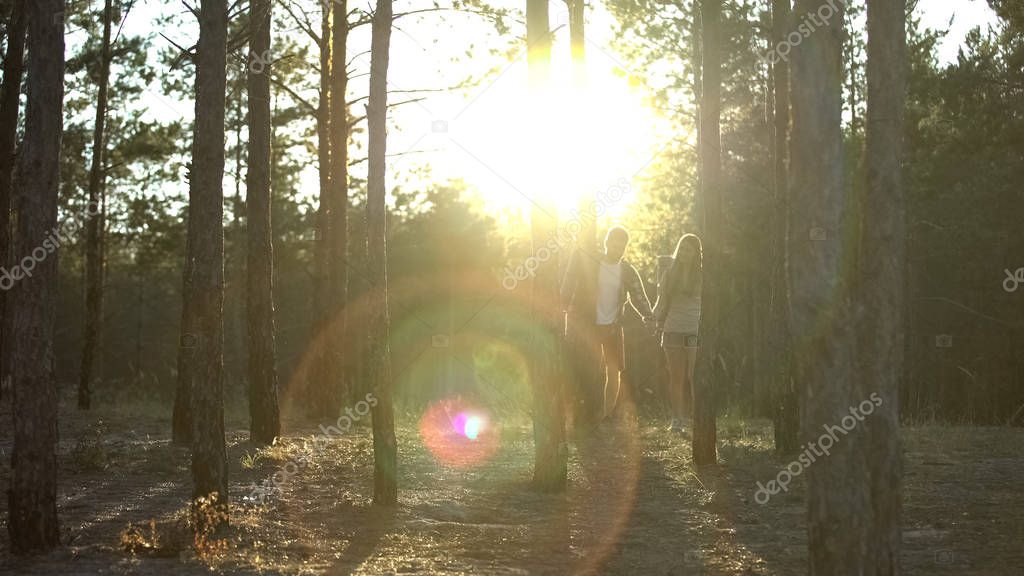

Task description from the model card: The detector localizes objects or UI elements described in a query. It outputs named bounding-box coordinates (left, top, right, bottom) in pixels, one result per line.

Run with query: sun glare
left=416, top=34, right=669, bottom=223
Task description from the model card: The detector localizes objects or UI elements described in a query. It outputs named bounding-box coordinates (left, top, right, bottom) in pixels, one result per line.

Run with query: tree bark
left=862, top=0, right=906, bottom=570
left=769, top=0, right=799, bottom=454
left=7, top=0, right=63, bottom=553
left=527, top=0, right=567, bottom=491
left=690, top=0, right=703, bottom=234
left=309, top=2, right=333, bottom=418
left=566, top=0, right=599, bottom=432
left=367, top=0, right=397, bottom=506
left=789, top=1, right=868, bottom=573
left=180, top=0, right=229, bottom=511
left=79, top=0, right=114, bottom=410
left=246, top=0, right=281, bottom=446
left=0, top=0, right=26, bottom=403
left=328, top=0, right=349, bottom=409
left=692, top=0, right=721, bottom=466
left=569, top=0, right=584, bottom=86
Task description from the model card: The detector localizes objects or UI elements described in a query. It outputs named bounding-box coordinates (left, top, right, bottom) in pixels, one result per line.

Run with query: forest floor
left=0, top=392, right=1022, bottom=575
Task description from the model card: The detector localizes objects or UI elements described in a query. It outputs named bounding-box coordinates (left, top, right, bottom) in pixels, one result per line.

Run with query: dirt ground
left=0, top=394, right=1022, bottom=575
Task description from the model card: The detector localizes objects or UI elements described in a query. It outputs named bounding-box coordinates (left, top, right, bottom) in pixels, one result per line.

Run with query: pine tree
left=327, top=0, right=350, bottom=411
left=861, top=0, right=906, bottom=569
left=246, top=0, right=281, bottom=445
left=367, top=0, right=398, bottom=506
left=7, top=0, right=64, bottom=552
left=789, top=1, right=868, bottom=572
left=527, top=0, right=567, bottom=491
left=178, top=0, right=229, bottom=514
left=78, top=0, right=114, bottom=410
left=769, top=0, right=799, bottom=454
left=0, top=0, right=25, bottom=403
left=692, top=0, right=722, bottom=466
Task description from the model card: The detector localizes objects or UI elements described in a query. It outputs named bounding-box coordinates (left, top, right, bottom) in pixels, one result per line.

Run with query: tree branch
left=348, top=85, right=466, bottom=106
left=269, top=74, right=318, bottom=116
left=347, top=97, right=426, bottom=127
left=159, top=32, right=196, bottom=68
left=347, top=148, right=440, bottom=167
left=280, top=0, right=322, bottom=47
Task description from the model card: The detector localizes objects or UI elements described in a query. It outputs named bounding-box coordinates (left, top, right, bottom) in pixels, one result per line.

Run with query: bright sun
left=408, top=33, right=669, bottom=222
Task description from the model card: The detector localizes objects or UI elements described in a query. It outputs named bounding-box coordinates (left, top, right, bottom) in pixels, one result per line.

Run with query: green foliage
left=605, top=0, right=1024, bottom=423
left=901, top=8, right=1024, bottom=422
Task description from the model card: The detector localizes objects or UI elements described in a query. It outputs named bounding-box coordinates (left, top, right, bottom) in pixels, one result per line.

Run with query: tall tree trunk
left=79, top=0, right=114, bottom=410
left=769, top=0, right=799, bottom=454
left=7, top=0, right=63, bottom=553
left=692, top=0, right=721, bottom=466
left=862, top=0, right=906, bottom=570
left=180, top=0, right=229, bottom=511
left=367, top=0, right=397, bottom=506
left=569, top=0, right=585, bottom=87
left=566, top=0, right=600, bottom=431
left=690, top=0, right=703, bottom=234
left=246, top=0, right=281, bottom=446
left=309, top=4, right=333, bottom=418
left=568, top=0, right=590, bottom=259
left=328, top=0, right=348, bottom=409
left=790, top=1, right=868, bottom=573
left=527, top=0, right=567, bottom=491
left=0, top=0, right=26, bottom=403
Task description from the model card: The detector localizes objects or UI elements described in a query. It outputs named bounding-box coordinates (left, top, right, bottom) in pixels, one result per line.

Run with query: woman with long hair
left=653, top=234, right=702, bottom=434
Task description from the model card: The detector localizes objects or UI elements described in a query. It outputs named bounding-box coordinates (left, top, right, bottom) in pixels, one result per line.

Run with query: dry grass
left=69, top=420, right=111, bottom=472
left=0, top=393, right=1022, bottom=575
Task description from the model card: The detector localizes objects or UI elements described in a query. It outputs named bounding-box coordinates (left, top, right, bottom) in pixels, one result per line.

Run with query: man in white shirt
left=562, top=227, right=654, bottom=423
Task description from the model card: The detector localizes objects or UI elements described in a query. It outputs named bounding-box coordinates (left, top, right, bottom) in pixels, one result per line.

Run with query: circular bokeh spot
left=418, top=397, right=499, bottom=469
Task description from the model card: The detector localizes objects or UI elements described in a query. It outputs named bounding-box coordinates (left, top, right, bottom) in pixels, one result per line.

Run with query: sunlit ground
left=2, top=393, right=1021, bottom=575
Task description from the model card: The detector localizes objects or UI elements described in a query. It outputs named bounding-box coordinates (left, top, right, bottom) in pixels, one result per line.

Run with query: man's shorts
left=595, top=323, right=625, bottom=369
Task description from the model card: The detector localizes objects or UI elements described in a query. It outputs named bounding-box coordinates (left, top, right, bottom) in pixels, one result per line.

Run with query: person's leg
left=682, top=337, right=698, bottom=421
left=606, top=325, right=628, bottom=420
left=664, top=345, right=685, bottom=420
left=597, top=325, right=613, bottom=421
left=603, top=351, right=620, bottom=420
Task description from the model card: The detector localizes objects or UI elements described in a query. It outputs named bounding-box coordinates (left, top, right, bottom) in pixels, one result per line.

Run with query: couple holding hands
left=561, top=227, right=703, bottom=434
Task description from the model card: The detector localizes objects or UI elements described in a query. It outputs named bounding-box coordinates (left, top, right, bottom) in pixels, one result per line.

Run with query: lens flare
left=419, top=397, right=498, bottom=468
left=463, top=415, right=482, bottom=440
left=452, top=411, right=485, bottom=440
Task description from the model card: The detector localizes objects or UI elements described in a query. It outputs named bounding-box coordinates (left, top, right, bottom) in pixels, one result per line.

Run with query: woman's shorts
left=662, top=332, right=699, bottom=349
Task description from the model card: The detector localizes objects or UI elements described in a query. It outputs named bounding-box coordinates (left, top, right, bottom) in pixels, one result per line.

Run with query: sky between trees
left=72, top=0, right=997, bottom=226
